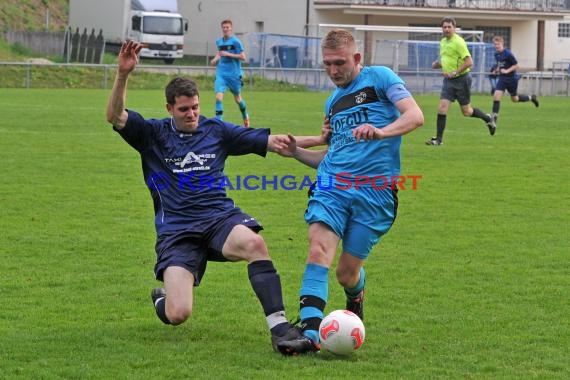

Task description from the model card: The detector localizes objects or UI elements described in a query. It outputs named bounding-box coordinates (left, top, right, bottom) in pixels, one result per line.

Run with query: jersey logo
left=174, top=152, right=205, bottom=168
left=355, top=91, right=367, bottom=104
left=328, top=86, right=379, bottom=118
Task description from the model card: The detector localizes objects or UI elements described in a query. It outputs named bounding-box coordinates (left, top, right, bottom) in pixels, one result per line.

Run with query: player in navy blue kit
left=490, top=35, right=539, bottom=124
left=106, top=40, right=325, bottom=351
left=274, top=29, right=424, bottom=355
left=210, top=19, right=250, bottom=126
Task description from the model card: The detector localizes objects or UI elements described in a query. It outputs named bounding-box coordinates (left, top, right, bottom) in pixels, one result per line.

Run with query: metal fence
left=1, top=62, right=569, bottom=96
left=321, top=0, right=570, bottom=11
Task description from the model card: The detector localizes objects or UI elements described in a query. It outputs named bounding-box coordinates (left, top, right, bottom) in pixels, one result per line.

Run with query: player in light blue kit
left=275, top=29, right=424, bottom=355
left=210, top=19, right=250, bottom=127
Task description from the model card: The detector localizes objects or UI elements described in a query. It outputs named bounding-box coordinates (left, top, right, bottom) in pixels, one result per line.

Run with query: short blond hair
left=321, top=29, right=356, bottom=51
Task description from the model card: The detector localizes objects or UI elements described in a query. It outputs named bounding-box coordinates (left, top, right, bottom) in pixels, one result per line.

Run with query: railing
left=316, top=0, right=570, bottom=11
left=0, top=62, right=569, bottom=96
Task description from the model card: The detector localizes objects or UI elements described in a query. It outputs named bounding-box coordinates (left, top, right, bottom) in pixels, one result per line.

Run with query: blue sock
left=238, top=100, right=247, bottom=119
left=299, top=263, right=329, bottom=343
left=215, top=100, right=223, bottom=119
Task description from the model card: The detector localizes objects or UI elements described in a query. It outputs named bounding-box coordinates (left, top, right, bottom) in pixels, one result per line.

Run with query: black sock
left=492, top=100, right=500, bottom=114
left=518, top=95, right=530, bottom=102
left=471, top=108, right=489, bottom=121
left=436, top=114, right=446, bottom=142
left=154, top=297, right=171, bottom=325
left=248, top=260, right=289, bottom=336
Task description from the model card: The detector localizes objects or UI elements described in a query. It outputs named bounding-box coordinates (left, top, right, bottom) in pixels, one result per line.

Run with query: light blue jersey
left=215, top=35, right=244, bottom=78
left=319, top=66, right=410, bottom=185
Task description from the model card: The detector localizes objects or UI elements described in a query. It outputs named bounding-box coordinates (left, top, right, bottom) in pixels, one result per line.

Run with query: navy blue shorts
left=154, top=210, right=262, bottom=285
left=495, top=75, right=519, bottom=96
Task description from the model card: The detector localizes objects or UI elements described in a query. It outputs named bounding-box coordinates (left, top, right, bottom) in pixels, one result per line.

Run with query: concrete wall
left=179, top=0, right=309, bottom=58
left=175, top=1, right=570, bottom=70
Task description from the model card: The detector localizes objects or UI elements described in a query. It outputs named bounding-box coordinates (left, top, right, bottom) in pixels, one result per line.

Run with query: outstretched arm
left=289, top=117, right=332, bottom=148
left=106, top=40, right=142, bottom=129
left=273, top=134, right=327, bottom=169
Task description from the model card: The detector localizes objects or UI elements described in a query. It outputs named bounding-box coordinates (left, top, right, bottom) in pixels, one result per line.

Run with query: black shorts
left=153, top=210, right=262, bottom=285
left=441, top=73, right=472, bottom=106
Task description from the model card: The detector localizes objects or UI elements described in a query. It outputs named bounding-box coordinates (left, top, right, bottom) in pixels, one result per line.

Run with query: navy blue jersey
left=115, top=110, right=269, bottom=236
left=495, top=48, right=518, bottom=77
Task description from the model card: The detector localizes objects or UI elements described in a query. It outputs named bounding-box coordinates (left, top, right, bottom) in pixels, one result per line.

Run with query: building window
left=558, top=23, right=570, bottom=38
left=476, top=27, right=511, bottom=46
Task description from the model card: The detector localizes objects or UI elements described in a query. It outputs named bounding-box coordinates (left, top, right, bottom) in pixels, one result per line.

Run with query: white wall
left=179, top=0, right=308, bottom=57
left=545, top=16, right=570, bottom=68
left=177, top=0, right=570, bottom=70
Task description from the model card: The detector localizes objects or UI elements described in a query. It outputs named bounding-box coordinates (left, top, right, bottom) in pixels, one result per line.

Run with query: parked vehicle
left=69, top=0, right=188, bottom=64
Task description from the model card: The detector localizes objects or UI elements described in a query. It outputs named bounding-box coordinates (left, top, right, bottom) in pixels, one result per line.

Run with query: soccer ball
left=319, top=310, right=365, bottom=356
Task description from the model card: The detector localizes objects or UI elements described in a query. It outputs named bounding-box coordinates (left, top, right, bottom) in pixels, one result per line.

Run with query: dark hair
left=221, top=19, right=232, bottom=26
left=165, top=77, right=199, bottom=105
left=441, top=17, right=456, bottom=27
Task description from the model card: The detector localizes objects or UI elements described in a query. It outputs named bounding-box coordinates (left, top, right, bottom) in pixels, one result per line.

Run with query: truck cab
left=130, top=11, right=188, bottom=64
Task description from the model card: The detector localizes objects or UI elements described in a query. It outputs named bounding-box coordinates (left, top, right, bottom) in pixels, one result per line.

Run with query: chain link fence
left=1, top=62, right=569, bottom=95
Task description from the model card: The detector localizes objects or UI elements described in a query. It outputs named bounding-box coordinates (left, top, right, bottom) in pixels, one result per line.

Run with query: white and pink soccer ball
left=319, top=310, right=365, bottom=356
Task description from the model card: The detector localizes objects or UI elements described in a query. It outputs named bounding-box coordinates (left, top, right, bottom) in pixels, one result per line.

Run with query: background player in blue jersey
left=106, top=40, right=325, bottom=351
left=210, top=19, right=250, bottom=127
left=490, top=35, right=539, bottom=124
left=426, top=17, right=496, bottom=146
left=273, top=29, right=424, bottom=355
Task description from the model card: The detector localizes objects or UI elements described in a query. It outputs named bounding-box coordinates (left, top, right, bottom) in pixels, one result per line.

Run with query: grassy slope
left=0, top=0, right=68, bottom=32
left=0, top=0, right=68, bottom=60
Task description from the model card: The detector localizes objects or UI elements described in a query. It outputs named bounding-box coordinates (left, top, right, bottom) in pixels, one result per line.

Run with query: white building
left=179, top=0, right=570, bottom=71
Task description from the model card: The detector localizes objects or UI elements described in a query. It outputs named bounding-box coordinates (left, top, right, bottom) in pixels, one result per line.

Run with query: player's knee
left=243, top=234, right=270, bottom=260
left=336, top=266, right=359, bottom=288
left=307, top=242, right=329, bottom=265
left=167, top=303, right=193, bottom=325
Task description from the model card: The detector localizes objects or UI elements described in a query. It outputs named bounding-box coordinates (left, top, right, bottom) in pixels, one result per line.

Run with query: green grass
left=0, top=88, right=568, bottom=379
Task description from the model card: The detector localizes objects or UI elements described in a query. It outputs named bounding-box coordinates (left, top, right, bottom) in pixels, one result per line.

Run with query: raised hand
left=117, top=40, right=143, bottom=75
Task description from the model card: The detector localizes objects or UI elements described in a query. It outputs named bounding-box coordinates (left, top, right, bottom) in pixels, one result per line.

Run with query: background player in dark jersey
left=106, top=40, right=325, bottom=351
left=273, top=29, right=424, bottom=355
left=490, top=35, right=539, bottom=124
left=426, top=17, right=496, bottom=146
left=210, top=19, right=250, bottom=126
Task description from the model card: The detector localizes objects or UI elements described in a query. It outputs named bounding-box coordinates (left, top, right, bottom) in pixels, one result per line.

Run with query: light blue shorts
left=214, top=74, right=242, bottom=95
left=304, top=185, right=398, bottom=259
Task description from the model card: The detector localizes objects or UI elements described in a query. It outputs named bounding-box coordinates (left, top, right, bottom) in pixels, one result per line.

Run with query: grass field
left=1, top=88, right=568, bottom=379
